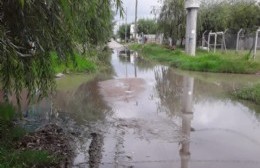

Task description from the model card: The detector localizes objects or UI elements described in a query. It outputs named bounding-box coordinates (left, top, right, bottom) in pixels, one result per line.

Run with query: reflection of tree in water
left=118, top=51, right=156, bottom=71
left=136, top=57, right=156, bottom=71
left=53, top=79, right=112, bottom=124
left=118, top=55, right=130, bottom=63
left=154, top=67, right=184, bottom=117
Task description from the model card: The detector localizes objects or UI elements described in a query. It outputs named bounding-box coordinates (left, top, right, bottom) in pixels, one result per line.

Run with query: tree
left=198, top=0, right=260, bottom=35
left=0, top=0, right=122, bottom=105
left=228, top=1, right=260, bottom=31
left=137, top=19, right=158, bottom=34
left=157, top=0, right=186, bottom=46
left=117, top=24, right=131, bottom=41
left=198, top=1, right=231, bottom=33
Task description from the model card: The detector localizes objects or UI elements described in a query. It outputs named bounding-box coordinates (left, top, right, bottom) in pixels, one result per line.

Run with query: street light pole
left=134, top=0, right=138, bottom=42
left=185, top=0, right=200, bottom=56
left=125, top=7, right=127, bottom=44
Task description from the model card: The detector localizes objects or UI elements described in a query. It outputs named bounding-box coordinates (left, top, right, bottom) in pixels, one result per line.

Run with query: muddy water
left=70, top=44, right=260, bottom=168
left=25, top=42, right=260, bottom=168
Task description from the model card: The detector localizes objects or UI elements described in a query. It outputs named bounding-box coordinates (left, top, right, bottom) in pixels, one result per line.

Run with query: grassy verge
left=233, top=84, right=260, bottom=105
left=0, top=104, right=59, bottom=168
left=54, top=48, right=113, bottom=91
left=51, top=52, right=96, bottom=74
left=129, top=43, right=260, bottom=74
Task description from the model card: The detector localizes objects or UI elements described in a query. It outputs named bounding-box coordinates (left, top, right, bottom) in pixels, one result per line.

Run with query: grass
left=0, top=103, right=59, bottom=168
left=51, top=51, right=96, bottom=74
left=233, top=84, right=260, bottom=105
left=0, top=149, right=59, bottom=168
left=55, top=48, right=113, bottom=91
left=129, top=43, right=260, bottom=74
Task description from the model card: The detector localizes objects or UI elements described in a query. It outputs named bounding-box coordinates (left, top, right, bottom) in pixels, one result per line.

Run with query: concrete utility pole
left=125, top=7, right=127, bottom=44
left=185, top=0, right=200, bottom=56
left=134, top=0, right=138, bottom=42
left=253, top=28, right=260, bottom=60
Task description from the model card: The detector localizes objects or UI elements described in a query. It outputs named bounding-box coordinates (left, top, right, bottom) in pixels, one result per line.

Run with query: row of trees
left=157, top=0, right=260, bottom=45
left=198, top=0, right=260, bottom=34
left=117, top=19, right=158, bottom=40
left=117, top=0, right=259, bottom=44
left=0, top=0, right=122, bottom=103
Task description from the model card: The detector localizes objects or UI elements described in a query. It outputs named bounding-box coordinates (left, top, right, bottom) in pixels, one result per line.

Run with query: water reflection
left=154, top=67, right=183, bottom=116
left=180, top=76, right=194, bottom=168
left=154, top=67, right=195, bottom=168
left=53, top=79, right=112, bottom=124
left=118, top=50, right=138, bottom=78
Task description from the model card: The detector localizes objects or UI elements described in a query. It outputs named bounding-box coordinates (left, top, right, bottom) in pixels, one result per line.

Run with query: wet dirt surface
left=17, top=124, right=73, bottom=167
left=25, top=40, right=260, bottom=168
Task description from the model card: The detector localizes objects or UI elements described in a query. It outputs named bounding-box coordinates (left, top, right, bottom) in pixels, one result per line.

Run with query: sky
left=114, top=0, right=260, bottom=32
left=115, top=0, right=161, bottom=24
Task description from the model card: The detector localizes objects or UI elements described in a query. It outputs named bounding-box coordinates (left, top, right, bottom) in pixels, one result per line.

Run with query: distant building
left=130, top=24, right=137, bottom=39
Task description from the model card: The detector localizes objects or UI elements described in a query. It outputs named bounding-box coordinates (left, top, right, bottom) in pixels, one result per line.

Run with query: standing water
left=27, top=41, right=260, bottom=168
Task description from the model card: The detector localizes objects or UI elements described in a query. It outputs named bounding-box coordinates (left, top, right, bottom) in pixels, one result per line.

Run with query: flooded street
left=26, top=41, right=260, bottom=168
left=72, top=41, right=260, bottom=168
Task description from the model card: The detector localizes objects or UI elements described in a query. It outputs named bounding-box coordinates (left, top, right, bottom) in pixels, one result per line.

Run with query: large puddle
left=25, top=43, right=260, bottom=168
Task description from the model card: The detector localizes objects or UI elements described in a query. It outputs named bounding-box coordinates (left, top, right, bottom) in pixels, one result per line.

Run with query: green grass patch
left=0, top=104, right=59, bottom=168
left=233, top=84, right=260, bottom=105
left=51, top=52, right=96, bottom=74
left=129, top=43, right=260, bottom=74
left=0, top=149, right=59, bottom=168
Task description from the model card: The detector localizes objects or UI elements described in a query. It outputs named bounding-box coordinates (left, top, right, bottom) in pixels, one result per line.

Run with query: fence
left=201, top=28, right=260, bottom=59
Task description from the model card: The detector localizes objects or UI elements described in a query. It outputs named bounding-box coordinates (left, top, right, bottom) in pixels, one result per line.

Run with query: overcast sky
left=114, top=0, right=260, bottom=31
left=115, top=0, right=161, bottom=23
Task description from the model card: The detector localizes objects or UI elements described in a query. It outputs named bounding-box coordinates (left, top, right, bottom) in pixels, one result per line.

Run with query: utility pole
left=185, top=0, right=200, bottom=56
left=134, top=0, right=138, bottom=42
left=125, top=7, right=127, bottom=44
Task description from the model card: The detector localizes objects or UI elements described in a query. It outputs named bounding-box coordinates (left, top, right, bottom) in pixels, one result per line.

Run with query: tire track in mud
left=112, top=121, right=136, bottom=168
left=88, top=133, right=104, bottom=168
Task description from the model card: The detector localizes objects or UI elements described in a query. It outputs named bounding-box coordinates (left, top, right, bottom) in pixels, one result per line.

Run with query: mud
left=88, top=133, right=104, bottom=168
left=17, top=124, right=73, bottom=167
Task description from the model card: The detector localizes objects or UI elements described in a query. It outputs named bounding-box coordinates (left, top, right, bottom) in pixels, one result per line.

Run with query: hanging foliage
left=0, top=0, right=123, bottom=103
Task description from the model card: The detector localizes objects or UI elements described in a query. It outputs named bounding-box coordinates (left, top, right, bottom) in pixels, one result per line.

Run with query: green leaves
left=137, top=19, right=158, bottom=34
left=0, top=0, right=122, bottom=104
left=158, top=0, right=186, bottom=43
left=117, top=24, right=130, bottom=40
left=198, top=0, right=260, bottom=33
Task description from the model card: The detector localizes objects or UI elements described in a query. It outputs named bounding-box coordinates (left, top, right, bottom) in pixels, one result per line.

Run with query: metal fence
left=201, top=28, right=260, bottom=59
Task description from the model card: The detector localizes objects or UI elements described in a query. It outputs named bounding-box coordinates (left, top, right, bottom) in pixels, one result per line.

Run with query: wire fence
left=201, top=29, right=260, bottom=60
left=142, top=28, right=260, bottom=60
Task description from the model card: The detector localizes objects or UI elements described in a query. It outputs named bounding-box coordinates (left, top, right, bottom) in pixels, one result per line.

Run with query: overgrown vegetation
left=0, top=0, right=123, bottom=102
left=130, top=43, right=260, bottom=74
left=0, top=104, right=59, bottom=167
left=233, top=84, right=260, bottom=105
